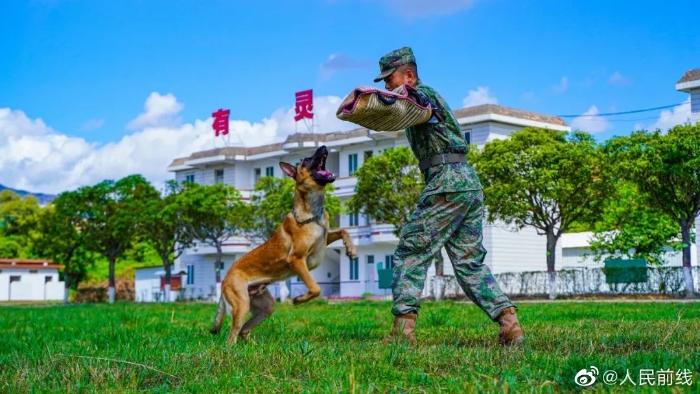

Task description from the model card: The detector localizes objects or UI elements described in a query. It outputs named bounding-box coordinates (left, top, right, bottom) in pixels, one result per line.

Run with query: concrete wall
left=0, top=268, right=63, bottom=301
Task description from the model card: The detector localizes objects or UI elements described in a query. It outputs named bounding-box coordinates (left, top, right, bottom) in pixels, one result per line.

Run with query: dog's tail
left=210, top=295, right=228, bottom=335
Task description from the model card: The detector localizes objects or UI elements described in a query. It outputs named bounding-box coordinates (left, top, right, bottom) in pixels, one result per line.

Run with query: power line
left=557, top=103, right=684, bottom=118
left=569, top=110, right=690, bottom=123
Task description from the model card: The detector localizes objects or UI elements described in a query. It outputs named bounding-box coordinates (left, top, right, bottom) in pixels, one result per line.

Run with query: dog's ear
left=279, top=162, right=297, bottom=179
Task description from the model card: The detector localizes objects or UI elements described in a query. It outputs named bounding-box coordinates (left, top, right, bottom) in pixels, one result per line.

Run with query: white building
left=0, top=258, right=65, bottom=302
left=675, top=68, right=700, bottom=267
left=134, top=265, right=185, bottom=302
left=559, top=232, right=697, bottom=270
left=676, top=68, right=700, bottom=125
left=167, top=103, right=575, bottom=300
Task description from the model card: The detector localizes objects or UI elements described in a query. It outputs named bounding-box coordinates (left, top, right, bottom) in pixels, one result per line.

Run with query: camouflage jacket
left=404, top=80, right=482, bottom=195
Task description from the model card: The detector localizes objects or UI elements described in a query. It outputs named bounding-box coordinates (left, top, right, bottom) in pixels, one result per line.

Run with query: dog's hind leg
left=287, top=252, right=322, bottom=305
left=239, top=289, right=275, bottom=340
left=226, top=279, right=250, bottom=344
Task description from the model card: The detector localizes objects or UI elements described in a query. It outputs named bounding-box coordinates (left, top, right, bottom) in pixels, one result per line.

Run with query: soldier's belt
left=418, top=153, right=467, bottom=171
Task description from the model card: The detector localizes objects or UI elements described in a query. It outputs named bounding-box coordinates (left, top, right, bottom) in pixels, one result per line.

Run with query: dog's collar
left=292, top=208, right=322, bottom=226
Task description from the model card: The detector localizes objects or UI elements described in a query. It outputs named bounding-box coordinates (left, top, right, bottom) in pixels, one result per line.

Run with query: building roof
left=0, top=258, right=64, bottom=270
left=677, top=68, right=700, bottom=84
left=453, top=104, right=567, bottom=126
left=168, top=103, right=566, bottom=167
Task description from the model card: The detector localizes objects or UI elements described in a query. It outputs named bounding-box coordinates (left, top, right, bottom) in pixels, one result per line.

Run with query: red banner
left=212, top=108, right=230, bottom=137
left=294, top=89, right=313, bottom=121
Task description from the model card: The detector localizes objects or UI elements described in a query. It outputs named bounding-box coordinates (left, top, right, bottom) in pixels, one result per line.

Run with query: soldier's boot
left=497, top=307, right=525, bottom=346
left=381, top=313, right=417, bottom=344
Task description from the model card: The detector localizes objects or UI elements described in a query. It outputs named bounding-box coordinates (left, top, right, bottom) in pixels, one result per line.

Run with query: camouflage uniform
left=375, top=47, right=516, bottom=322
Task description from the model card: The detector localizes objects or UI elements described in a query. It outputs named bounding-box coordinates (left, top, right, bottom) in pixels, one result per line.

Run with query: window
left=254, top=168, right=261, bottom=184
left=349, top=257, right=359, bottom=280
left=29, top=270, right=38, bottom=274
left=385, top=255, right=394, bottom=270
left=185, top=173, right=195, bottom=183
left=45, top=276, right=52, bottom=283
left=10, top=275, right=20, bottom=283
left=363, top=150, right=373, bottom=161
left=186, top=265, right=194, bottom=285
left=348, top=153, right=358, bottom=175
left=463, top=128, right=472, bottom=146
left=214, top=169, right=224, bottom=184
left=349, top=213, right=359, bottom=226
left=691, top=92, right=700, bottom=113
left=265, top=166, right=274, bottom=177
left=366, top=255, right=374, bottom=265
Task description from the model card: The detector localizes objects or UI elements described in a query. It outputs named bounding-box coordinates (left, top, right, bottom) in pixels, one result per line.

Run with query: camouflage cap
left=373, top=46, right=417, bottom=83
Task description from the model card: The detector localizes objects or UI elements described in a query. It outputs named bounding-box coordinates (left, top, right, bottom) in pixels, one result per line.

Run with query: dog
left=210, top=145, right=358, bottom=344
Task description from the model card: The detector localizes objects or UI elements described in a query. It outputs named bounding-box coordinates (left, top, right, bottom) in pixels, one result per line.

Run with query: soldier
left=374, top=46, right=525, bottom=346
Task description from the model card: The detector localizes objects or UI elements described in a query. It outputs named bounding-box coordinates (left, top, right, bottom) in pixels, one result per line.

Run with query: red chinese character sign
left=294, top=90, right=313, bottom=121
left=212, top=108, right=230, bottom=137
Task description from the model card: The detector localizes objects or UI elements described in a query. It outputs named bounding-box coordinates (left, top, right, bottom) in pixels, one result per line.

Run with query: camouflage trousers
left=391, top=190, right=516, bottom=321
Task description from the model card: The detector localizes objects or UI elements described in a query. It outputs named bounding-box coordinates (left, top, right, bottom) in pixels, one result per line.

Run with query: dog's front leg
left=327, top=229, right=358, bottom=259
left=286, top=251, right=322, bottom=305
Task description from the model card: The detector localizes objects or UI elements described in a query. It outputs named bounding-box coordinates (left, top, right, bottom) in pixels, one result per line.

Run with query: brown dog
left=210, top=145, right=358, bottom=343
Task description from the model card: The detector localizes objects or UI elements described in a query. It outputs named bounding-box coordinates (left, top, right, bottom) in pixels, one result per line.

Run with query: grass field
left=1, top=299, right=699, bottom=393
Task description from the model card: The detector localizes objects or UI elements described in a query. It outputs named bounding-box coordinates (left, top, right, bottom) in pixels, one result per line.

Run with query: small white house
left=0, top=259, right=65, bottom=302
left=134, top=265, right=184, bottom=302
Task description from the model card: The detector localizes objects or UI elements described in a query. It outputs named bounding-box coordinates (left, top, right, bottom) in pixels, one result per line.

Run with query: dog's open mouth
left=313, top=153, right=336, bottom=182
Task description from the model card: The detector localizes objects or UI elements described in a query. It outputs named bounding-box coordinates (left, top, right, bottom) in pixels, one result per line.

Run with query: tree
left=0, top=190, right=42, bottom=257
left=347, top=146, right=423, bottom=238
left=603, top=123, right=700, bottom=297
left=588, top=181, right=684, bottom=265
left=141, top=180, right=194, bottom=302
left=0, top=238, right=21, bottom=258
left=245, top=176, right=342, bottom=243
left=34, top=191, right=94, bottom=304
left=76, top=175, right=157, bottom=303
left=178, top=182, right=248, bottom=300
left=469, top=128, right=609, bottom=299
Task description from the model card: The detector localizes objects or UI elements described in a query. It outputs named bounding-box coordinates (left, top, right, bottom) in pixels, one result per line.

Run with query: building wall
left=134, top=266, right=181, bottom=302
left=462, top=123, right=490, bottom=146
left=486, top=222, right=548, bottom=274
left=0, top=268, right=63, bottom=301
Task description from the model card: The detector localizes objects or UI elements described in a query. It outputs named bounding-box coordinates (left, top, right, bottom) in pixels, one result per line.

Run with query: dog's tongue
left=317, top=170, right=331, bottom=177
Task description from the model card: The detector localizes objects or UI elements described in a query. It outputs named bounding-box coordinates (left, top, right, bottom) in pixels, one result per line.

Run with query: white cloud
left=553, top=77, right=568, bottom=93
left=0, top=92, right=357, bottom=195
left=644, top=98, right=691, bottom=132
left=126, top=92, right=184, bottom=130
left=608, top=71, right=632, bottom=86
left=570, top=105, right=612, bottom=133
left=462, top=86, right=498, bottom=107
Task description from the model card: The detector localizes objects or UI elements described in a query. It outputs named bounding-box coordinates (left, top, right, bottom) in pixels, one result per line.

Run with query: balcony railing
left=370, top=223, right=399, bottom=244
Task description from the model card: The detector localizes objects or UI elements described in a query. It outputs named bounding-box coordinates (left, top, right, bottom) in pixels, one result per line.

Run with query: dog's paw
left=345, top=246, right=358, bottom=259
left=293, top=296, right=304, bottom=305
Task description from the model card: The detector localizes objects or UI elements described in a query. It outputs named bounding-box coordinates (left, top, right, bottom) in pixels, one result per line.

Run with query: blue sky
left=1, top=0, right=699, bottom=194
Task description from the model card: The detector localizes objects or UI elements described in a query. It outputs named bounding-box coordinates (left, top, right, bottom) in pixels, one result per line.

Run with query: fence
left=425, top=266, right=700, bottom=299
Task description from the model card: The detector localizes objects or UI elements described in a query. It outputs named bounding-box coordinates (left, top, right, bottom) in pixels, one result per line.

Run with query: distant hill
left=0, top=183, right=57, bottom=205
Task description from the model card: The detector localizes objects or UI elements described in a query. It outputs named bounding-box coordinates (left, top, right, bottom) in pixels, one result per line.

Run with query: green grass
left=1, top=300, right=699, bottom=393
